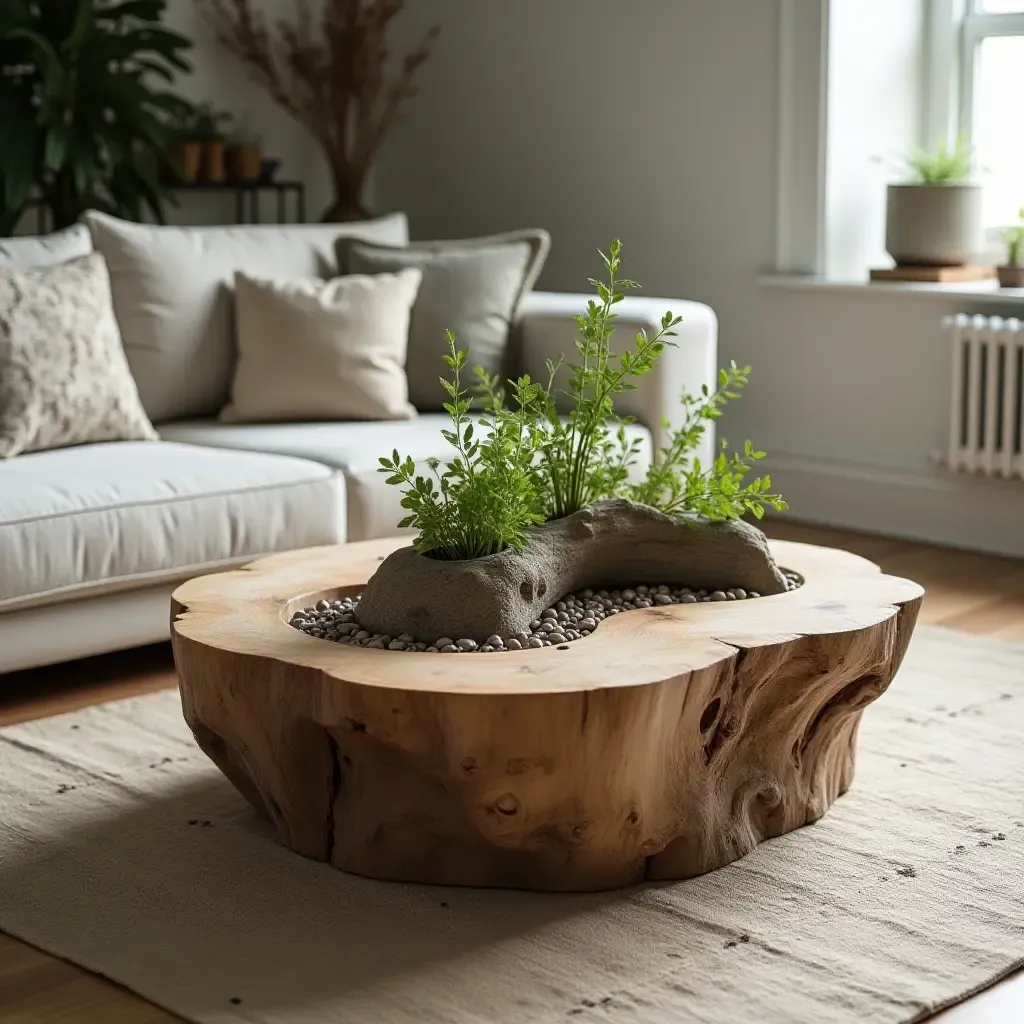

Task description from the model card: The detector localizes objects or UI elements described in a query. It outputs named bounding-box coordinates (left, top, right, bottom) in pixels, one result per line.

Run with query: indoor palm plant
left=885, top=135, right=983, bottom=267
left=0, top=0, right=196, bottom=234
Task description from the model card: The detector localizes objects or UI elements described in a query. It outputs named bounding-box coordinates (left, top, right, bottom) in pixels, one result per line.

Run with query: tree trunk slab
left=171, top=539, right=923, bottom=892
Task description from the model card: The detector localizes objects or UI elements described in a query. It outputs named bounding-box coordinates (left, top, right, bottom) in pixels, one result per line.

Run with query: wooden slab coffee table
left=171, top=537, right=923, bottom=892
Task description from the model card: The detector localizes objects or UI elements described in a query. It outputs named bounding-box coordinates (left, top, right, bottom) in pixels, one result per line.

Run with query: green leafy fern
left=378, top=332, right=544, bottom=560
left=629, top=363, right=788, bottom=521
left=380, top=242, right=788, bottom=560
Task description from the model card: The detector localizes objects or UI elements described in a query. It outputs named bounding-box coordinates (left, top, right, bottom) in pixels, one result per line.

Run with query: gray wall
left=375, top=0, right=1024, bottom=555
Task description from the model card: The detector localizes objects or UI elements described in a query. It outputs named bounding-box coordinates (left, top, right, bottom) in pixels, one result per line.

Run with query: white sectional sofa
left=0, top=216, right=717, bottom=674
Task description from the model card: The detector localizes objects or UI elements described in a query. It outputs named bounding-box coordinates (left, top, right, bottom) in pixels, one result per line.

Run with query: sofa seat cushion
left=0, top=441, right=345, bottom=613
left=158, top=418, right=652, bottom=542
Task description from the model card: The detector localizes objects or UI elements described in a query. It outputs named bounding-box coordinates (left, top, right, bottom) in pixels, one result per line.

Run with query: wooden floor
left=1, top=521, right=1022, bottom=1023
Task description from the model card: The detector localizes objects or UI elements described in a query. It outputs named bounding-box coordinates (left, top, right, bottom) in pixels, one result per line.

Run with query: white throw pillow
left=83, top=211, right=409, bottom=424
left=0, top=254, right=157, bottom=458
left=221, top=269, right=422, bottom=424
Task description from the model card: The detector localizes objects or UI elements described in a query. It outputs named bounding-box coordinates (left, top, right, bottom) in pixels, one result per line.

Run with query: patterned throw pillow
left=0, top=254, right=157, bottom=458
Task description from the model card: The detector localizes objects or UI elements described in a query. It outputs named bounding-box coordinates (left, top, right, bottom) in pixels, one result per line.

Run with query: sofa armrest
left=516, top=291, right=719, bottom=462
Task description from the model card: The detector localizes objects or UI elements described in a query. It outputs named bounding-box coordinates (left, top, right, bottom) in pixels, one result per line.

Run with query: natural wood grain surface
left=171, top=538, right=921, bottom=890
left=1, top=522, right=1022, bottom=1021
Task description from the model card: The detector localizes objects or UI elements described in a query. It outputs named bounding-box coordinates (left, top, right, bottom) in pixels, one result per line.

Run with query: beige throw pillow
left=221, top=269, right=422, bottom=423
left=0, top=254, right=157, bottom=459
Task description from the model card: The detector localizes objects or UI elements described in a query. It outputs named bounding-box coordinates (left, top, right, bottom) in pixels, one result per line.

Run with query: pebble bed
left=290, top=573, right=803, bottom=653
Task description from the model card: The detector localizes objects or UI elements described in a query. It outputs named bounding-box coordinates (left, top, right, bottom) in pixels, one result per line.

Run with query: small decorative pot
left=227, top=143, right=262, bottom=183
left=996, top=265, right=1024, bottom=289
left=202, top=140, right=226, bottom=183
left=169, top=140, right=202, bottom=183
left=259, top=158, right=281, bottom=183
left=885, top=183, right=983, bottom=266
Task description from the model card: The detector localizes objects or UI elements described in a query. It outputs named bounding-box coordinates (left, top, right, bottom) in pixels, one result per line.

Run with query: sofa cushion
left=83, top=212, right=409, bottom=424
left=158, top=418, right=652, bottom=543
left=0, top=254, right=157, bottom=458
left=0, top=225, right=92, bottom=270
left=222, top=268, right=421, bottom=423
left=0, top=441, right=345, bottom=613
left=336, top=230, right=550, bottom=411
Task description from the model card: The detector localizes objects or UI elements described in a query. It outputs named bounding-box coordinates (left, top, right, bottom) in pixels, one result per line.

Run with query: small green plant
left=379, top=242, right=786, bottom=560
left=378, top=333, right=544, bottom=560
left=530, top=241, right=682, bottom=520
left=629, top=364, right=788, bottom=521
left=192, top=103, right=233, bottom=141
left=1004, top=206, right=1024, bottom=266
left=904, top=135, right=975, bottom=184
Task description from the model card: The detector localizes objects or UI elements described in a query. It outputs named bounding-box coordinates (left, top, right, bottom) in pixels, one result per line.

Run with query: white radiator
left=945, top=313, right=1024, bottom=480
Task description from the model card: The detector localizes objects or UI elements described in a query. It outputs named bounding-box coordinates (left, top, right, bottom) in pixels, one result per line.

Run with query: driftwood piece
left=172, top=538, right=923, bottom=892
left=356, top=499, right=789, bottom=642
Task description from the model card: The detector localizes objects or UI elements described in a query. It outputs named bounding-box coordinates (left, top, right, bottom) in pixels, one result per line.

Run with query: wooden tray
left=870, top=265, right=995, bottom=283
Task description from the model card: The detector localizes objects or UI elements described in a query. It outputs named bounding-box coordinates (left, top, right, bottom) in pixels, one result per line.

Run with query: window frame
left=958, top=2, right=1024, bottom=141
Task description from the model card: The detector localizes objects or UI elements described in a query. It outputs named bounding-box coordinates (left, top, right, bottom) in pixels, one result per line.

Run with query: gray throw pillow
left=336, top=229, right=550, bottom=410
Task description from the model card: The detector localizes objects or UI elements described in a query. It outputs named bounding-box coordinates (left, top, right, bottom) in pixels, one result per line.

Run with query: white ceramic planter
left=885, top=184, right=983, bottom=266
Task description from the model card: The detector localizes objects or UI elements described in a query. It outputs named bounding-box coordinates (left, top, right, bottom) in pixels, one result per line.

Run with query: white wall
left=376, top=0, right=1024, bottom=556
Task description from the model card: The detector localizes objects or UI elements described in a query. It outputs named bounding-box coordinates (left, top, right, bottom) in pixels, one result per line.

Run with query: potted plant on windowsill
left=997, top=207, right=1024, bottom=288
left=886, top=136, right=983, bottom=267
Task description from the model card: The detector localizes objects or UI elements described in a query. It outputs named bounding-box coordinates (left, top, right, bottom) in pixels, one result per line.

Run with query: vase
left=169, top=141, right=202, bottom=183
left=885, top=184, right=983, bottom=267
left=320, top=197, right=372, bottom=223
left=203, top=140, right=226, bottom=183
left=996, top=265, right=1024, bottom=288
left=226, top=143, right=262, bottom=183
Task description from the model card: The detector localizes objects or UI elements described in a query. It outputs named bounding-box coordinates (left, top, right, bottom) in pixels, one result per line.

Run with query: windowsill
left=759, top=274, right=1024, bottom=303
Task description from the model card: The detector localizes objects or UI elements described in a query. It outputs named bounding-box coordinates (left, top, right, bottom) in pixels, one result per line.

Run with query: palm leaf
left=0, top=0, right=194, bottom=228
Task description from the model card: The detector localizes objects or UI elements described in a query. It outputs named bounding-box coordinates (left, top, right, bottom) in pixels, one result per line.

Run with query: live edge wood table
left=171, top=538, right=923, bottom=892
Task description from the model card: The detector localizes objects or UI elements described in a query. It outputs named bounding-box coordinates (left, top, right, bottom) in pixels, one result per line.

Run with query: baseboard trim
left=765, top=451, right=1024, bottom=558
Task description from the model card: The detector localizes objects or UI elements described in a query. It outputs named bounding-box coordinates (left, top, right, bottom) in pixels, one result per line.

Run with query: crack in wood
left=325, top=732, right=343, bottom=864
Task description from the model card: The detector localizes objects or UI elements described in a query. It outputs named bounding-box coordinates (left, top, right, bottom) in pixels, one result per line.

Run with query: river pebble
left=288, top=573, right=805, bottom=654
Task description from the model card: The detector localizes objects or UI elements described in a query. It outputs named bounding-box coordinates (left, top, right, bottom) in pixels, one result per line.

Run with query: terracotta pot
left=169, top=140, right=202, bottom=183
left=996, top=265, right=1024, bottom=288
left=885, top=183, right=983, bottom=266
left=203, top=140, right=226, bottom=183
left=227, top=143, right=262, bottom=183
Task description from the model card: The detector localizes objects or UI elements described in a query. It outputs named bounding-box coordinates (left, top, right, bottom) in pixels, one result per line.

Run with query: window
left=958, top=1, right=1024, bottom=230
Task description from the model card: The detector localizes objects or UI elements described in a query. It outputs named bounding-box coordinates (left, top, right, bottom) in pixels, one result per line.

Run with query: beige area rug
left=1, top=625, right=1022, bottom=1024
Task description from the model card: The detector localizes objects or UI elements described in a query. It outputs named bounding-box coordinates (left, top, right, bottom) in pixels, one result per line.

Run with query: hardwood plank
left=0, top=643, right=176, bottom=728
left=938, top=593, right=1024, bottom=643
left=0, top=934, right=181, bottom=1023
left=2, top=522, right=1023, bottom=1024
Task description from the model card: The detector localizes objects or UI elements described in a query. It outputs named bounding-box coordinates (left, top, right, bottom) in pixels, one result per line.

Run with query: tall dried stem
left=198, top=0, right=438, bottom=220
